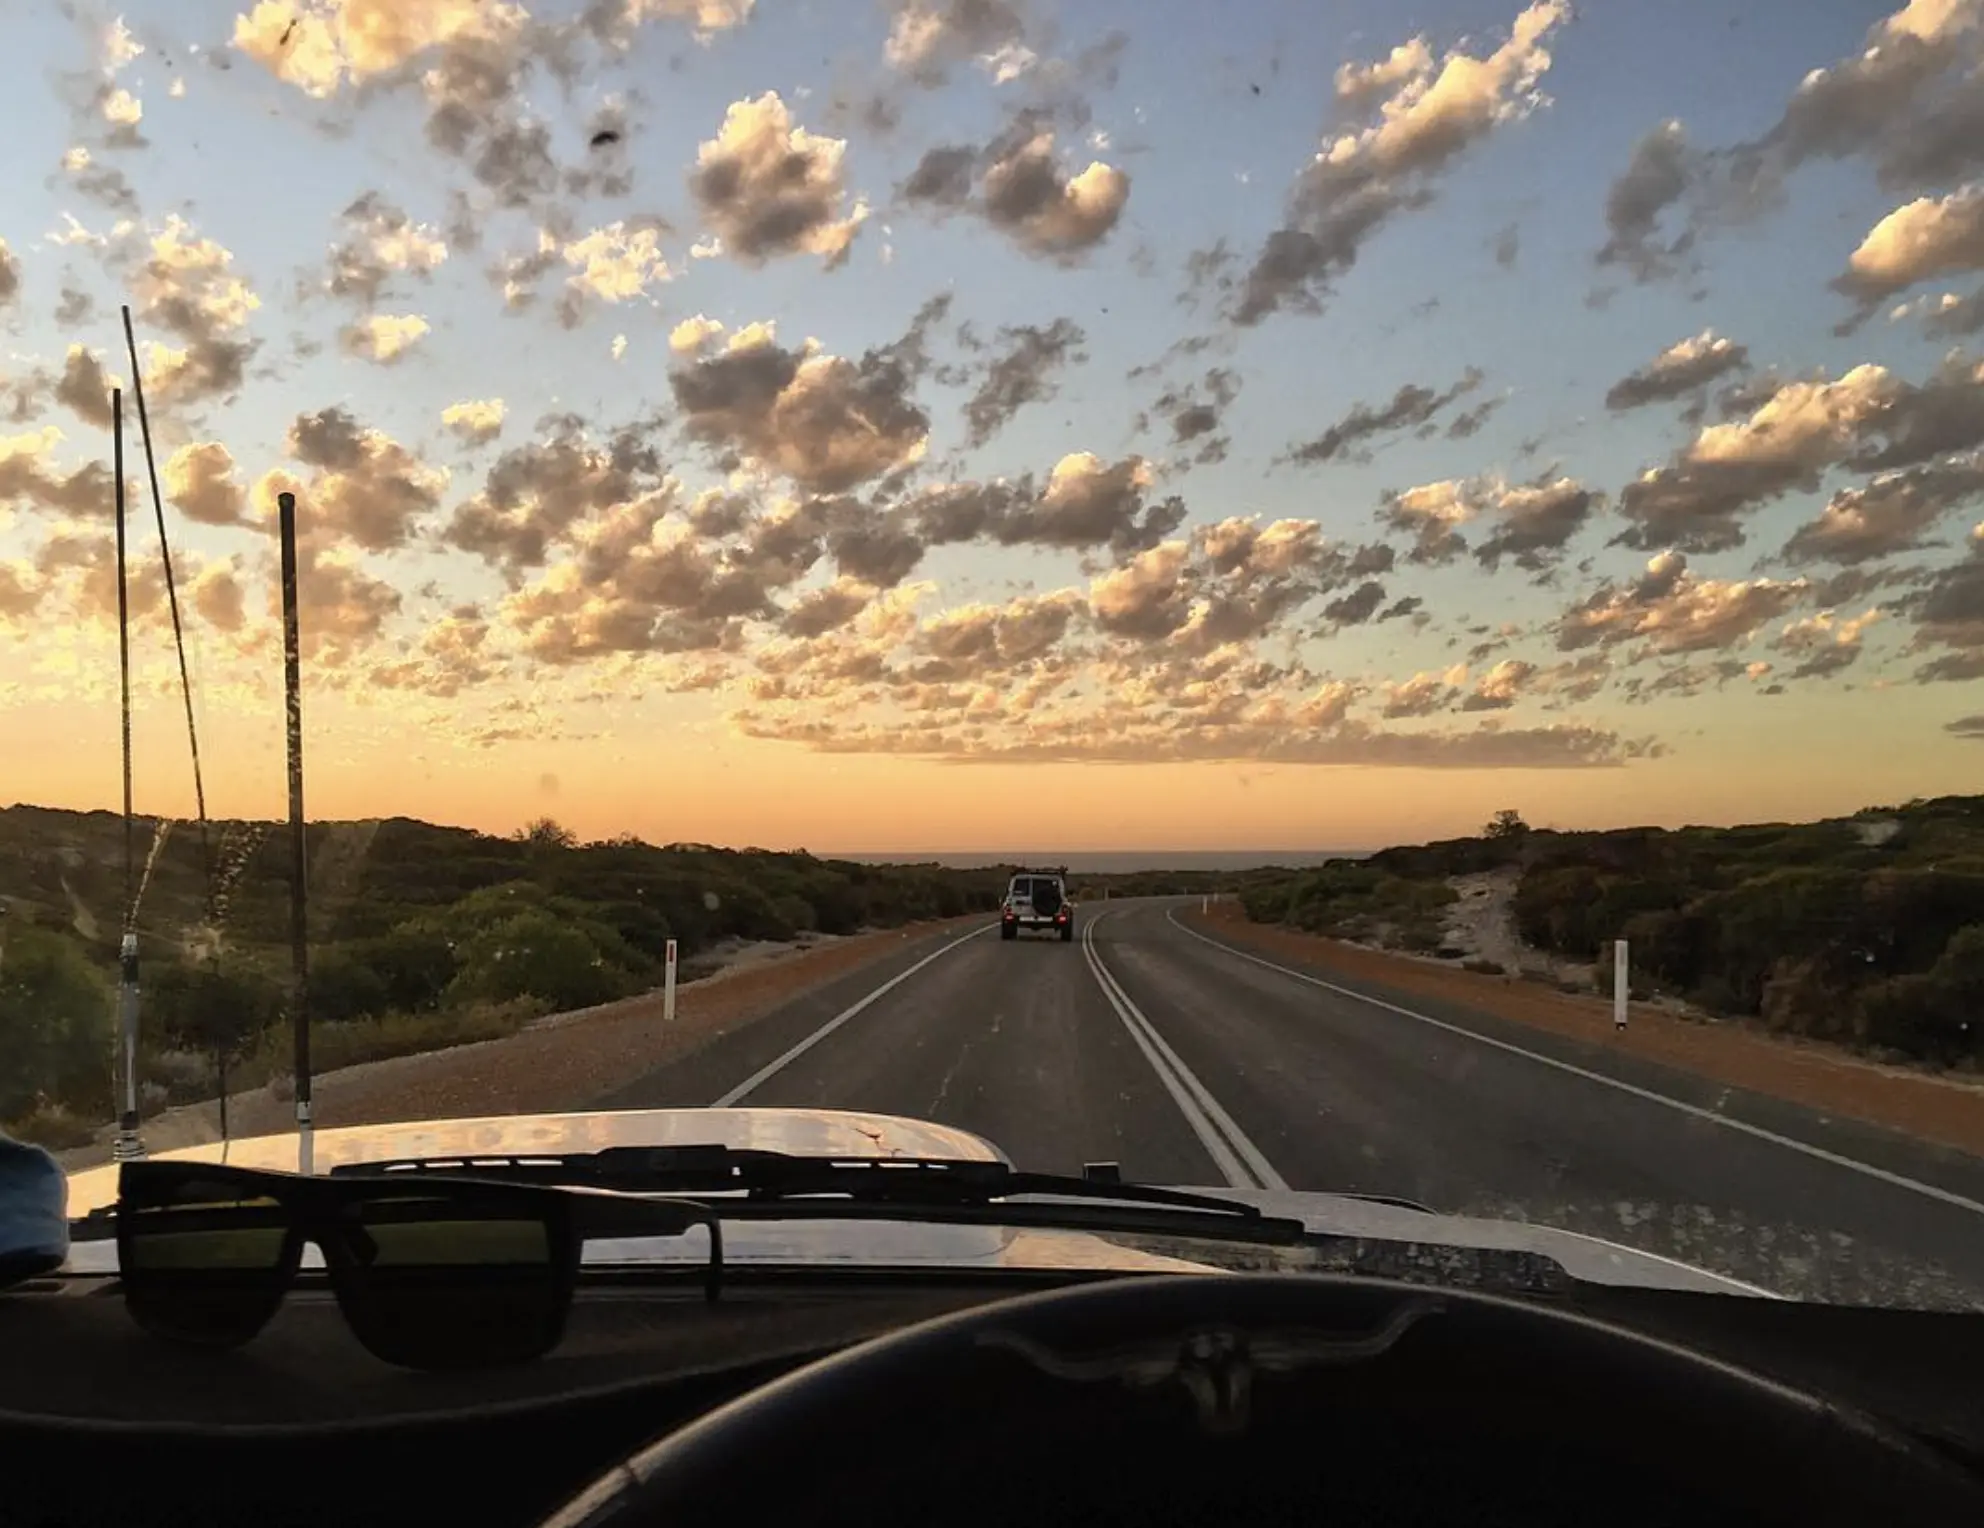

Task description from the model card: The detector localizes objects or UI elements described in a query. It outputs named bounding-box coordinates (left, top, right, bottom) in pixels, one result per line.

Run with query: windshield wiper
left=328, top=1146, right=1310, bottom=1243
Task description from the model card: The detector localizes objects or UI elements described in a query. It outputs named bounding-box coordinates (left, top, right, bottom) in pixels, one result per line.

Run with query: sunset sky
left=3, top=0, right=1984, bottom=854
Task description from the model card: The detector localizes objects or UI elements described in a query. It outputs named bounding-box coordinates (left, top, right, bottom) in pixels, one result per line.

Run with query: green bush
left=0, top=928, right=114, bottom=1120
left=445, top=910, right=630, bottom=1012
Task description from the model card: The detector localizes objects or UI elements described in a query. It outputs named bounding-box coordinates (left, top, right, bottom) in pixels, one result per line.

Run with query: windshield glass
left=2, top=0, right=1982, bottom=1316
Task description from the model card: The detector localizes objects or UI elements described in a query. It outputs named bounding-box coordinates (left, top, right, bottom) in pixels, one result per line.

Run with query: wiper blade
left=331, top=1146, right=1284, bottom=1222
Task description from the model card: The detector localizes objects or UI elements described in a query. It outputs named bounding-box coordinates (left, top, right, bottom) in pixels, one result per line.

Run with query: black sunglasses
left=116, top=1161, right=712, bottom=1370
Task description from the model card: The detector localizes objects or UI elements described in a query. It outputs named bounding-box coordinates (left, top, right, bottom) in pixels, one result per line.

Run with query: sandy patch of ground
left=57, top=916, right=985, bottom=1171
left=1196, top=903, right=1984, bottom=1161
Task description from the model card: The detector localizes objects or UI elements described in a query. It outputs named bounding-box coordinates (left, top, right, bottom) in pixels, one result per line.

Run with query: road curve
left=602, top=897, right=1984, bottom=1309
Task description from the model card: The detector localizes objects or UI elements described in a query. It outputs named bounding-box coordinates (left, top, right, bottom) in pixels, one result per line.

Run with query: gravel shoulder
left=1194, top=903, right=1984, bottom=1161
left=57, top=915, right=987, bottom=1170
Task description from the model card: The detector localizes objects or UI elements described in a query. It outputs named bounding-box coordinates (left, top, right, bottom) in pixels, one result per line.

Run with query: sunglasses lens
left=331, top=1192, right=571, bottom=1370
left=120, top=1177, right=294, bottom=1348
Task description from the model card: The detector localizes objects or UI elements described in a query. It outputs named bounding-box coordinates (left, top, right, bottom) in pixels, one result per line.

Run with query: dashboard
left=4, top=1267, right=1982, bottom=1528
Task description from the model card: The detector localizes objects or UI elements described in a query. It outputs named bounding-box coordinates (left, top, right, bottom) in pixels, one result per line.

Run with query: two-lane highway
left=600, top=898, right=1984, bottom=1309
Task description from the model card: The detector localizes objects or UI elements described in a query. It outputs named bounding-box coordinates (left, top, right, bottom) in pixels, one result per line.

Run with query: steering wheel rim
left=538, top=1274, right=1983, bottom=1528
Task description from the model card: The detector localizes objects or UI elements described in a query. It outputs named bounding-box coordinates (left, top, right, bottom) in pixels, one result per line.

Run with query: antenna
left=121, top=305, right=214, bottom=925
left=277, top=490, right=313, bottom=1175
left=111, top=387, right=145, bottom=1164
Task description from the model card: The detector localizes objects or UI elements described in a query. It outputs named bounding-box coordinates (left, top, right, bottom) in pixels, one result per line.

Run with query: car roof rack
left=1011, top=865, right=1069, bottom=877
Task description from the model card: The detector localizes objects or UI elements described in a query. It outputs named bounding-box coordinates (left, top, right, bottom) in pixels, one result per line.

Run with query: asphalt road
left=598, top=898, right=1984, bottom=1309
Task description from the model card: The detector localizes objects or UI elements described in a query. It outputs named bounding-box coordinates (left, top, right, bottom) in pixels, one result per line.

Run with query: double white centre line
left=1082, top=912, right=1289, bottom=1192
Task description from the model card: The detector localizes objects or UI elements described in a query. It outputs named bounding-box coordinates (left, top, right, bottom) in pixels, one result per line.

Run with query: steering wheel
left=537, top=1274, right=1983, bottom=1528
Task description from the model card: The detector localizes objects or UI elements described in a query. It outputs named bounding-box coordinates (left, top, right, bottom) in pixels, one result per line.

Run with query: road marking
left=1169, top=910, right=1984, bottom=1219
left=1084, top=912, right=1290, bottom=1193
left=714, top=923, right=995, bottom=1107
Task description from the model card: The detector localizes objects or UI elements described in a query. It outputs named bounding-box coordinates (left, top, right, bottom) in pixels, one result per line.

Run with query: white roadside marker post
left=1613, top=939, right=1629, bottom=1031
left=664, top=938, right=678, bottom=1024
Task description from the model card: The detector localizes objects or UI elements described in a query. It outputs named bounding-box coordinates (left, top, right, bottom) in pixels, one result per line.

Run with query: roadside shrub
left=0, top=928, right=113, bottom=1120
left=445, top=910, right=630, bottom=1012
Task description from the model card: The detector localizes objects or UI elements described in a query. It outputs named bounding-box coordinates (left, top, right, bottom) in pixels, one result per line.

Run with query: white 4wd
left=1000, top=869, right=1074, bottom=943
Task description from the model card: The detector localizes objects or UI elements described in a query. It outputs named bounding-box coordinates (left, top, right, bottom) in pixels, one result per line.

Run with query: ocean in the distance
left=833, top=849, right=1372, bottom=873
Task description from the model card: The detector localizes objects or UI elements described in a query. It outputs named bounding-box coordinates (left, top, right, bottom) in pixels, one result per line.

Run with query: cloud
left=669, top=322, right=929, bottom=493
left=1891, top=285, right=1984, bottom=337
left=961, top=319, right=1086, bottom=447
left=1091, top=515, right=1390, bottom=649
left=442, top=398, right=507, bottom=445
left=903, top=114, right=1131, bottom=260
left=1322, top=580, right=1387, bottom=626
left=53, top=347, right=119, bottom=430
left=366, top=604, right=504, bottom=698
left=502, top=489, right=833, bottom=664
left=1615, top=364, right=1900, bottom=552
left=1947, top=713, right=1984, bottom=737
left=1906, top=521, right=1984, bottom=680
left=340, top=312, right=432, bottom=363
left=1283, top=369, right=1483, bottom=465
left=555, top=217, right=674, bottom=320
left=270, top=407, right=451, bottom=553
left=60, top=145, right=139, bottom=212
left=125, top=216, right=261, bottom=410
left=735, top=707, right=1644, bottom=768
left=781, top=577, right=877, bottom=638
left=1379, top=474, right=1598, bottom=571
left=445, top=415, right=666, bottom=576
left=163, top=442, right=250, bottom=526
left=1604, top=330, right=1750, bottom=411
left=189, top=558, right=247, bottom=633
left=1557, top=550, right=1808, bottom=655
left=912, top=455, right=1187, bottom=558
left=1833, top=182, right=1984, bottom=320
left=1229, top=1, right=1570, bottom=325
left=1460, top=658, right=1539, bottom=712
left=884, top=0, right=1028, bottom=85
left=0, top=559, right=43, bottom=621
left=325, top=192, right=449, bottom=306
left=1602, top=2, right=1984, bottom=279
left=734, top=593, right=1643, bottom=768
left=1774, top=607, right=1884, bottom=680
left=0, top=241, right=18, bottom=308
left=1139, top=367, right=1243, bottom=466
left=1783, top=453, right=1984, bottom=564
left=1378, top=479, right=1472, bottom=564
left=690, top=93, right=867, bottom=268
left=0, top=426, right=113, bottom=520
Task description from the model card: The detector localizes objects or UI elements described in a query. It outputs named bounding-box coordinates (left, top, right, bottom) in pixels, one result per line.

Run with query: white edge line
left=1083, top=914, right=1255, bottom=1191
left=1169, top=910, right=1984, bottom=1220
left=713, top=924, right=995, bottom=1107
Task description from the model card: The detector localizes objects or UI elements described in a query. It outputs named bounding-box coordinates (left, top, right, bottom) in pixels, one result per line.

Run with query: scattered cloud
left=1557, top=551, right=1807, bottom=655
left=691, top=93, right=867, bottom=268
left=442, top=398, right=507, bottom=446
left=669, top=320, right=929, bottom=493
left=340, top=312, right=432, bottom=363
left=903, top=112, right=1131, bottom=260
left=1783, top=453, right=1984, bottom=565
left=961, top=318, right=1086, bottom=447
left=1229, top=1, right=1570, bottom=324
left=1604, top=331, right=1749, bottom=411
left=1283, top=369, right=1483, bottom=466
